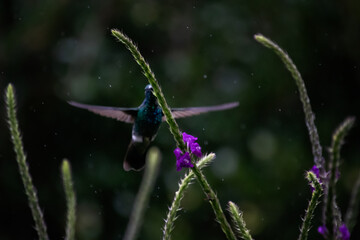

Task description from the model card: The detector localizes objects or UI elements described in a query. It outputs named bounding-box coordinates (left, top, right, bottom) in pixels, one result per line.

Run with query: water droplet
left=94, top=190, right=98, bottom=194
left=98, top=76, right=101, bottom=80
left=109, top=84, right=112, bottom=88
left=41, top=101, right=44, bottom=105
left=277, top=186, right=280, bottom=190
left=203, top=74, right=207, bottom=79
left=202, top=128, right=205, bottom=131
left=258, top=85, right=261, bottom=89
left=43, top=144, right=47, bottom=148
left=278, top=108, right=282, bottom=112
left=129, top=70, right=132, bottom=74
left=209, top=34, right=213, bottom=37
left=93, top=138, right=97, bottom=141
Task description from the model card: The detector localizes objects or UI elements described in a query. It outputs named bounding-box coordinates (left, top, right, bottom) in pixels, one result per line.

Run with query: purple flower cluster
left=174, top=132, right=203, bottom=171
left=317, top=225, right=328, bottom=237
left=311, top=165, right=320, bottom=179
left=174, top=148, right=193, bottom=171
left=309, top=165, right=324, bottom=192
left=317, top=224, right=350, bottom=240
left=339, top=223, right=350, bottom=240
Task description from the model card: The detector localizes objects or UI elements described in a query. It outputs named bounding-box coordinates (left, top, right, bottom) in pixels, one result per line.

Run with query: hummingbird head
left=145, top=84, right=153, bottom=92
left=144, top=84, right=157, bottom=103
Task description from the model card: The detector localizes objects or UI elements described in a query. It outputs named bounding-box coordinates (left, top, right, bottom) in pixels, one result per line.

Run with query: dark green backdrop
left=1, top=0, right=360, bottom=239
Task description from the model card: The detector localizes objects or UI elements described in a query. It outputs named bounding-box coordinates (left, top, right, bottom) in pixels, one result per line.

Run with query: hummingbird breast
left=134, top=105, right=163, bottom=139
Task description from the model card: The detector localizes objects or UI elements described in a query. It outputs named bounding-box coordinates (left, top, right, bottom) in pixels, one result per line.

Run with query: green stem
left=5, top=84, right=49, bottom=240
left=298, top=172, right=323, bottom=240
left=163, top=153, right=215, bottom=240
left=325, top=117, right=355, bottom=235
left=190, top=163, right=237, bottom=240
left=61, top=159, right=76, bottom=240
left=112, top=29, right=236, bottom=240
left=254, top=34, right=325, bottom=178
left=111, top=29, right=185, bottom=150
left=124, top=147, right=162, bottom=240
left=227, top=201, right=253, bottom=240
left=345, top=169, right=360, bottom=233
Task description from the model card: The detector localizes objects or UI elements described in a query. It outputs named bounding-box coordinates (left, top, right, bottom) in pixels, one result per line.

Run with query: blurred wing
left=68, top=101, right=138, bottom=123
left=163, top=102, right=239, bottom=121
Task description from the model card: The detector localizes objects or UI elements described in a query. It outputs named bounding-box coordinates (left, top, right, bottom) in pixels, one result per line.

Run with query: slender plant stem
left=254, top=34, right=325, bottom=179
left=163, top=153, right=215, bottom=240
left=61, top=159, right=76, bottom=240
left=124, top=147, right=162, bottom=240
left=325, top=117, right=355, bottom=236
left=345, top=169, right=360, bottom=233
left=190, top=163, right=236, bottom=240
left=298, top=172, right=323, bottom=240
left=111, top=29, right=185, bottom=151
left=227, top=201, right=253, bottom=240
left=112, top=29, right=236, bottom=240
left=5, top=84, right=49, bottom=240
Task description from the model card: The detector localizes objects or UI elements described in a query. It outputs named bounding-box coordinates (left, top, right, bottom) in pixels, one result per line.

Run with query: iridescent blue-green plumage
left=68, top=84, right=239, bottom=171
left=133, top=85, right=163, bottom=140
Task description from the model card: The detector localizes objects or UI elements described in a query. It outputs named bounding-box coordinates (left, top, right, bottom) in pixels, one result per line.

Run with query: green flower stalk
left=124, top=147, right=162, bottom=240
left=227, top=201, right=253, bottom=240
left=323, top=117, right=355, bottom=236
left=112, top=29, right=236, bottom=240
left=254, top=34, right=325, bottom=179
left=5, top=84, right=49, bottom=240
left=345, top=170, right=360, bottom=233
left=298, top=171, right=323, bottom=240
left=163, top=153, right=215, bottom=240
left=61, top=159, right=76, bottom=240
left=111, top=29, right=185, bottom=151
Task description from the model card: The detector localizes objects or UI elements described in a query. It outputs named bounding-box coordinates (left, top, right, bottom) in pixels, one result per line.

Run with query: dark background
left=1, top=0, right=360, bottom=239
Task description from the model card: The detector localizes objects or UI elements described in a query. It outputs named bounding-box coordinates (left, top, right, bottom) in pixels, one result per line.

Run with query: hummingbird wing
left=164, top=101, right=239, bottom=121
left=68, top=101, right=138, bottom=123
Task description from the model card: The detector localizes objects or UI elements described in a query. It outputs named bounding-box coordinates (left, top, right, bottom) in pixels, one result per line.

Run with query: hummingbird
left=68, top=84, right=238, bottom=171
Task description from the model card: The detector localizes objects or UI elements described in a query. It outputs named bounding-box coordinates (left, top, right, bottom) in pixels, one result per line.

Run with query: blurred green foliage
left=1, top=0, right=360, bottom=239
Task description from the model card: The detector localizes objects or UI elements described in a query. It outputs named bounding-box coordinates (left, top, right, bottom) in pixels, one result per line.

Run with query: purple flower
left=339, top=223, right=350, bottom=240
left=318, top=225, right=328, bottom=236
left=182, top=132, right=202, bottom=157
left=190, top=142, right=202, bottom=157
left=174, top=147, right=194, bottom=171
left=311, top=165, right=320, bottom=179
left=182, top=132, right=198, bottom=144
left=174, top=132, right=203, bottom=171
left=309, top=165, right=322, bottom=192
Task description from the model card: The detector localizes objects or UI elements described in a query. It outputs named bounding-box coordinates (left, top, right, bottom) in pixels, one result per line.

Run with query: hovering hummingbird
left=68, top=84, right=238, bottom=171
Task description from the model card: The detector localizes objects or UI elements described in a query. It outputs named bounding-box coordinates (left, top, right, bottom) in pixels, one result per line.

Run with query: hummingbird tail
left=123, top=139, right=151, bottom=171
